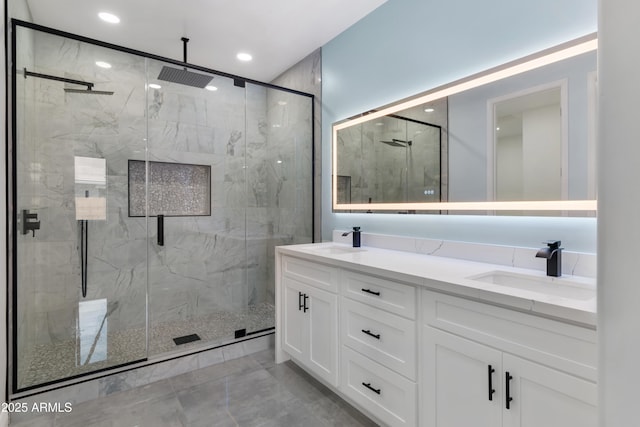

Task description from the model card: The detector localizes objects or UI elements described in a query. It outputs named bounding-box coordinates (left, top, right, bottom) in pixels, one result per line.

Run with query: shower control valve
left=21, top=209, right=40, bottom=237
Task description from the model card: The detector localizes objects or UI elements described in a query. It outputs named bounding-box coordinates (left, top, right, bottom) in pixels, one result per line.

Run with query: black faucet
left=535, top=240, right=563, bottom=277
left=341, top=227, right=361, bottom=248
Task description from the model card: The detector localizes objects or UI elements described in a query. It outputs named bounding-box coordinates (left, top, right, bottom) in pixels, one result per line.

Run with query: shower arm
left=24, top=68, right=95, bottom=91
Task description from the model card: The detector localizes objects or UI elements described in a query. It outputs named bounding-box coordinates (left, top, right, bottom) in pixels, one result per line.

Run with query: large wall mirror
left=332, top=34, right=597, bottom=215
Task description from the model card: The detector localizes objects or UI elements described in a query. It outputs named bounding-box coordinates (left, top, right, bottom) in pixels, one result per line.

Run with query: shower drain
left=172, top=334, right=202, bottom=345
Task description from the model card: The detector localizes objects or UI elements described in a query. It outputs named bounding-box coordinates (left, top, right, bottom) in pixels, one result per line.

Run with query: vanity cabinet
left=340, top=270, right=418, bottom=426
left=277, top=249, right=597, bottom=427
left=281, top=256, right=339, bottom=387
left=422, top=290, right=597, bottom=427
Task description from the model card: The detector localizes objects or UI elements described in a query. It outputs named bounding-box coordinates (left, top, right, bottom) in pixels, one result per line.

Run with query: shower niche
left=10, top=20, right=314, bottom=393
left=128, top=160, right=211, bottom=217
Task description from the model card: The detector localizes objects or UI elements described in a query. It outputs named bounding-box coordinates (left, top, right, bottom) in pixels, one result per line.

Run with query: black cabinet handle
left=157, top=214, right=164, bottom=246
left=506, top=371, right=513, bottom=409
left=298, top=291, right=304, bottom=311
left=303, top=294, right=309, bottom=313
left=362, top=382, right=381, bottom=395
left=361, top=329, right=381, bottom=340
left=361, top=288, right=380, bottom=296
left=488, top=365, right=496, bottom=401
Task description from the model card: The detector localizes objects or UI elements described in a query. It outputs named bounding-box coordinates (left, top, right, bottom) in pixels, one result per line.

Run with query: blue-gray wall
left=321, top=0, right=598, bottom=252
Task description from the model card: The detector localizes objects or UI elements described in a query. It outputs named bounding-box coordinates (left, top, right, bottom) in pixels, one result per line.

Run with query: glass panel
left=245, top=83, right=314, bottom=327
left=14, top=26, right=148, bottom=390
left=145, top=59, right=250, bottom=355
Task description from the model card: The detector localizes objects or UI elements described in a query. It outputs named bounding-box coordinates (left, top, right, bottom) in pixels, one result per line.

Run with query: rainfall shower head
left=64, top=88, right=114, bottom=96
left=157, top=67, right=213, bottom=88
left=380, top=138, right=413, bottom=147
left=157, top=37, right=213, bottom=88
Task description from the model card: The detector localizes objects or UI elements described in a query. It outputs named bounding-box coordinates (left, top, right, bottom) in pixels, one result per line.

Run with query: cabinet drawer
left=341, top=346, right=416, bottom=427
left=342, top=270, right=416, bottom=319
left=341, top=298, right=416, bottom=380
left=282, top=255, right=338, bottom=292
left=422, top=290, right=597, bottom=381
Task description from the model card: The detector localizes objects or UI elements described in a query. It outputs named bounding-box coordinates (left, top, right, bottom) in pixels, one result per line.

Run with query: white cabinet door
left=423, top=327, right=502, bottom=427
left=281, top=276, right=339, bottom=387
left=282, top=277, right=306, bottom=360
left=307, top=285, right=339, bottom=387
left=502, top=353, right=597, bottom=427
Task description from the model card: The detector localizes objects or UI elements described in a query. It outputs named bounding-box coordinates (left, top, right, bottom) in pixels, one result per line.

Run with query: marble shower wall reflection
left=14, top=26, right=314, bottom=366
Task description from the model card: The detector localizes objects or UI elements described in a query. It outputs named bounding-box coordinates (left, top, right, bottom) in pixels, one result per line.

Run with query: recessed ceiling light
left=148, top=83, right=161, bottom=89
left=98, top=12, right=120, bottom=24
left=496, top=127, right=501, bottom=131
left=237, top=52, right=253, bottom=62
left=424, top=108, right=435, bottom=113
left=95, top=61, right=111, bottom=69
left=205, top=85, right=218, bottom=91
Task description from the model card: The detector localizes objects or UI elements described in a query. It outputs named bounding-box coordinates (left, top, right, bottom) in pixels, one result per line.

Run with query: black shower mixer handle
left=22, top=209, right=40, bottom=237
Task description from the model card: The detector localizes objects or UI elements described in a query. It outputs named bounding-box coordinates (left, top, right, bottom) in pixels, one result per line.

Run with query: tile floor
left=11, top=348, right=378, bottom=427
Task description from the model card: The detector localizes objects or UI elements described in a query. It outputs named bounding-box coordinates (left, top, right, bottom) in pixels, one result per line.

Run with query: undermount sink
left=467, top=270, right=596, bottom=301
left=306, top=245, right=366, bottom=255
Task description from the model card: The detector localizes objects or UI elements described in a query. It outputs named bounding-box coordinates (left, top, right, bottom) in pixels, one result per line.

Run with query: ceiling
left=22, top=0, right=388, bottom=82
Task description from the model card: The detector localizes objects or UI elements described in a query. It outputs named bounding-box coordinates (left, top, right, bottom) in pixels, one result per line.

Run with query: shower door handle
left=157, top=215, right=164, bottom=246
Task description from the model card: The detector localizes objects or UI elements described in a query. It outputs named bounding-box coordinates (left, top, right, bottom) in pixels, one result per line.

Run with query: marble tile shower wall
left=146, top=68, right=252, bottom=328
left=15, top=28, right=313, bottom=365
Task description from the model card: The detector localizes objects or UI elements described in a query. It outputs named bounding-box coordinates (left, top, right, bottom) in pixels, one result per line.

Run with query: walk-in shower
left=9, top=20, right=314, bottom=394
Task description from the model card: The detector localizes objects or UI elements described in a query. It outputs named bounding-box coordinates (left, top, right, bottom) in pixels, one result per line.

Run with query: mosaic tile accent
left=128, top=160, right=211, bottom=217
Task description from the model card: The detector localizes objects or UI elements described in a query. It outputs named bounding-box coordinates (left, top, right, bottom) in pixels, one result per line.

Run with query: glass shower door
left=143, top=61, right=314, bottom=356
left=145, top=59, right=251, bottom=356
left=13, top=26, right=149, bottom=391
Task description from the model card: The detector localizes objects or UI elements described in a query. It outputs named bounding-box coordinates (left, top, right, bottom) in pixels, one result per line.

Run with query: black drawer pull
left=506, top=371, right=513, bottom=409
left=488, top=365, right=496, bottom=401
left=361, top=329, right=381, bottom=340
left=362, top=382, right=381, bottom=395
left=361, top=288, right=380, bottom=296
left=298, top=291, right=304, bottom=311
left=303, top=294, right=309, bottom=313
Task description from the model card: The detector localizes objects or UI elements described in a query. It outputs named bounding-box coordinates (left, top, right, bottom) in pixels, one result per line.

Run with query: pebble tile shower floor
left=11, top=348, right=377, bottom=427
left=18, top=303, right=275, bottom=389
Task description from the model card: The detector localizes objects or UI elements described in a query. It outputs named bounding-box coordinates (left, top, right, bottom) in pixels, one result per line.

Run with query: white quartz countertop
left=276, top=242, right=596, bottom=327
